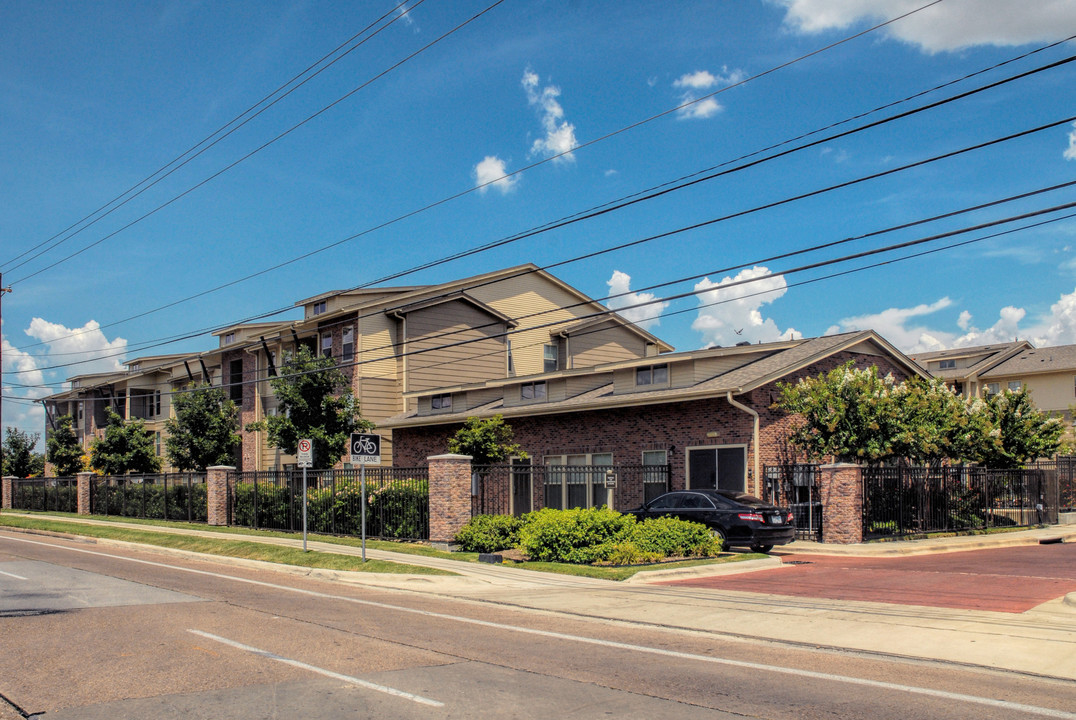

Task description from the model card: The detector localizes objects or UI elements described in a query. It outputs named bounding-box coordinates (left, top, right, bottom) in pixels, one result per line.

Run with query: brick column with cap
left=428, top=454, right=473, bottom=543
left=207, top=466, right=234, bottom=526
left=818, top=463, right=864, bottom=544
left=77, top=472, right=94, bottom=515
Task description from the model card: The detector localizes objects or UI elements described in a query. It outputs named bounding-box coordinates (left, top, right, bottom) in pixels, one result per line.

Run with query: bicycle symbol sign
left=350, top=433, right=381, bottom=465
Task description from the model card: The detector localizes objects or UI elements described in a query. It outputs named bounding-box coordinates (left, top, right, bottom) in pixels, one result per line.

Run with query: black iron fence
left=91, top=474, right=208, bottom=522
left=1048, top=456, right=1076, bottom=511
left=763, top=464, right=821, bottom=541
left=227, top=467, right=430, bottom=541
left=10, top=477, right=79, bottom=513
left=863, top=466, right=1057, bottom=539
left=471, top=463, right=670, bottom=517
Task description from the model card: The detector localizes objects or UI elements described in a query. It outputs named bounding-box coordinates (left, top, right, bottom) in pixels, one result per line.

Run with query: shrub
left=602, top=541, right=663, bottom=566
left=517, top=507, right=636, bottom=564
left=367, top=478, right=429, bottom=540
left=630, top=516, right=721, bottom=557
left=454, top=514, right=523, bottom=553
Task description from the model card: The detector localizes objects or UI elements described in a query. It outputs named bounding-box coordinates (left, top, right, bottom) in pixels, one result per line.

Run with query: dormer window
left=129, top=363, right=140, bottom=372
left=636, top=363, right=668, bottom=387
left=521, top=381, right=547, bottom=400
left=223, top=333, right=235, bottom=345
left=938, top=359, right=956, bottom=370
left=543, top=344, right=558, bottom=373
left=431, top=393, right=452, bottom=411
left=313, top=301, right=327, bottom=316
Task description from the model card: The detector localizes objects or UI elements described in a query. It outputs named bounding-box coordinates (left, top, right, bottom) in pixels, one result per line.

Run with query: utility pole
left=0, top=273, right=11, bottom=456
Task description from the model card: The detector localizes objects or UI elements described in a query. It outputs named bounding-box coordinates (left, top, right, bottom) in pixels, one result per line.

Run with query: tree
left=888, top=376, right=991, bottom=467
left=165, top=384, right=240, bottom=471
left=976, top=388, right=1064, bottom=468
left=448, top=415, right=526, bottom=465
left=247, top=345, right=372, bottom=466
left=46, top=415, right=84, bottom=476
left=2, top=427, right=44, bottom=477
left=90, top=408, right=161, bottom=475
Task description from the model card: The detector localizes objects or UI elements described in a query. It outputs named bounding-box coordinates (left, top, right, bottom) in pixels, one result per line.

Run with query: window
left=543, top=344, right=558, bottom=373
left=544, top=453, right=613, bottom=510
left=938, top=358, right=956, bottom=370
left=507, top=340, right=514, bottom=374
left=313, top=301, right=327, bottom=316
left=521, top=381, right=547, bottom=400
left=223, top=333, right=235, bottom=345
left=129, top=363, right=140, bottom=372
left=341, top=326, right=354, bottom=362
left=1007, top=381, right=1022, bottom=392
left=154, top=390, right=161, bottom=416
left=431, top=393, right=452, bottom=410
left=985, top=382, right=1000, bottom=397
left=229, top=359, right=244, bottom=402
left=636, top=363, right=669, bottom=387
left=320, top=333, right=333, bottom=359
left=642, top=450, right=669, bottom=503
left=687, top=445, right=746, bottom=493
left=155, top=431, right=161, bottom=457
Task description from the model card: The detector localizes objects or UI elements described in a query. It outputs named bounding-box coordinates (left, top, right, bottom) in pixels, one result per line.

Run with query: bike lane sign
left=350, top=433, right=381, bottom=465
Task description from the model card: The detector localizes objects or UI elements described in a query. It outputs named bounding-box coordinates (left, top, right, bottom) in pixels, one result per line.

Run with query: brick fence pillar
left=818, top=463, right=864, bottom=544
left=207, top=466, right=235, bottom=526
left=428, top=454, right=473, bottom=543
left=77, top=472, right=94, bottom=515
left=1, top=476, right=14, bottom=510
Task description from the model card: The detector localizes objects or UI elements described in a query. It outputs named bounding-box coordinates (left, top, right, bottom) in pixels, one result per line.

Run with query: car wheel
left=710, top=527, right=727, bottom=549
left=750, top=543, right=773, bottom=554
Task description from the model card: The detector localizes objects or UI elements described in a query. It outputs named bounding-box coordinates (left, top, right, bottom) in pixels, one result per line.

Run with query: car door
left=674, top=492, right=718, bottom=527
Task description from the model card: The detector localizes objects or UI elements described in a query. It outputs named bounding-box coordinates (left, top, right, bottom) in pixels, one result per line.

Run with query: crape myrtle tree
left=165, top=384, right=241, bottom=471
left=775, top=362, right=1062, bottom=467
left=2, top=427, right=45, bottom=478
left=46, top=414, right=84, bottom=476
left=246, top=345, right=372, bottom=466
left=90, top=408, right=162, bottom=475
left=448, top=414, right=526, bottom=465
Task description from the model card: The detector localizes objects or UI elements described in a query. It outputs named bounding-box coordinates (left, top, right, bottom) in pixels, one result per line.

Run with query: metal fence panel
left=763, top=464, right=821, bottom=541
left=90, top=474, right=207, bottom=522
left=10, top=478, right=78, bottom=513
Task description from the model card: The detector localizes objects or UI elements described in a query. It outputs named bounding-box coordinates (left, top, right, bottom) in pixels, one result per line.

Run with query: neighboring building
left=912, top=341, right=1076, bottom=420
left=42, top=264, right=671, bottom=472
left=381, top=330, right=927, bottom=512
left=910, top=341, right=1030, bottom=399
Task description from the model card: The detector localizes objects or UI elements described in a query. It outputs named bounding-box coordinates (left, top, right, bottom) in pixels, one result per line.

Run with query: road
left=1, top=529, right=1074, bottom=719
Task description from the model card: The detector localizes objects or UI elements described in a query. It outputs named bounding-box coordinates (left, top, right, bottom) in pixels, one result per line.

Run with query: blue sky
left=4, top=0, right=1076, bottom=443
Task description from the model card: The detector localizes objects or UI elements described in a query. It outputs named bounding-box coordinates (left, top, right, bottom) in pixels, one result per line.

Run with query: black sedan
left=627, top=489, right=796, bottom=553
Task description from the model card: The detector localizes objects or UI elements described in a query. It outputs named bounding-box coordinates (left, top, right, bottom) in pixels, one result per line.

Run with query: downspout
left=726, top=391, right=760, bottom=496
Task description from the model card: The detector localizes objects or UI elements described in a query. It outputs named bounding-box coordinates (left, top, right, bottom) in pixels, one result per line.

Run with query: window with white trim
left=223, top=333, right=235, bottom=345
left=985, top=382, right=1000, bottom=397
left=313, top=301, right=327, bottom=315
left=521, top=381, right=546, bottom=400
left=341, top=326, right=354, bottom=362
left=636, top=363, right=668, bottom=387
left=320, top=333, right=333, bottom=359
left=1007, top=381, right=1022, bottom=392
left=938, top=358, right=956, bottom=370
left=431, top=393, right=452, bottom=411
left=543, top=453, right=613, bottom=510
left=543, top=344, right=558, bottom=373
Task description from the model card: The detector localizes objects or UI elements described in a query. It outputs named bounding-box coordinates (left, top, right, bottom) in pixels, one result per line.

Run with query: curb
left=626, top=556, right=783, bottom=583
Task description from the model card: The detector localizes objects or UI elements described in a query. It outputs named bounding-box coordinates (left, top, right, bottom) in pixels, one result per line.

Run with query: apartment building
left=43, top=264, right=671, bottom=472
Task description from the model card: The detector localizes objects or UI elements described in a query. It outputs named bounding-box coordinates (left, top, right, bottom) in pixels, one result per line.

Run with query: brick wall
left=428, top=454, right=472, bottom=542
left=819, top=464, right=864, bottom=544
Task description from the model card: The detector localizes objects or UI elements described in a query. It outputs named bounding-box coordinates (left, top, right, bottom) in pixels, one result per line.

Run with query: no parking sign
left=297, top=438, right=313, bottom=468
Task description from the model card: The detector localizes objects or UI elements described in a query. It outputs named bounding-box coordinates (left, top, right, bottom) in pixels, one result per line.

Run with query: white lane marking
left=188, top=630, right=443, bottom=707
left=6, top=534, right=1075, bottom=719
left=0, top=569, right=28, bottom=580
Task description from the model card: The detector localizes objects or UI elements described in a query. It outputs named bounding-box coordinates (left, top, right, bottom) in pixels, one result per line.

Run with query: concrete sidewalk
left=3, top=513, right=1075, bottom=682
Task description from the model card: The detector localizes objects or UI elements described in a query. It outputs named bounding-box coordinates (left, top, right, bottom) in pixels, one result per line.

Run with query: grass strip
left=0, top=515, right=453, bottom=575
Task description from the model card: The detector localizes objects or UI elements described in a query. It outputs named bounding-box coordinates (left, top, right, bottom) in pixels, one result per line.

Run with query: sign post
left=604, top=469, right=617, bottom=510
left=350, top=433, right=381, bottom=562
left=297, top=439, right=314, bottom=552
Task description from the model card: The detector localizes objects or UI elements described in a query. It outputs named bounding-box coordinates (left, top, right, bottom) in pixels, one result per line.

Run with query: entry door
left=687, top=446, right=746, bottom=492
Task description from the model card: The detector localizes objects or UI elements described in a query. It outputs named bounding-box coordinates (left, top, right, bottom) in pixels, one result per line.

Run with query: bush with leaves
left=447, top=415, right=525, bottom=465
left=629, top=515, right=722, bottom=557
left=454, top=514, right=523, bottom=553
left=517, top=506, right=635, bottom=564
left=2, top=427, right=44, bottom=478
left=367, top=478, right=429, bottom=539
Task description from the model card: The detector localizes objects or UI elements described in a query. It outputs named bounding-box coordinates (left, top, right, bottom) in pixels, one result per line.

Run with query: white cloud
left=2, top=317, right=126, bottom=449
left=673, top=67, right=745, bottom=120
left=833, top=297, right=955, bottom=352
left=1065, top=122, right=1076, bottom=161
left=522, top=69, right=578, bottom=162
left=776, top=0, right=1076, bottom=53
left=605, top=271, right=669, bottom=330
left=473, top=155, right=518, bottom=194
left=957, top=310, right=973, bottom=330
left=691, top=266, right=798, bottom=346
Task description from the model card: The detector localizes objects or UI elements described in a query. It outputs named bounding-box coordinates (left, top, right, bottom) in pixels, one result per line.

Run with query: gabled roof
left=910, top=341, right=1031, bottom=381
left=386, top=291, right=518, bottom=327
left=383, top=330, right=925, bottom=428
left=980, top=343, right=1076, bottom=378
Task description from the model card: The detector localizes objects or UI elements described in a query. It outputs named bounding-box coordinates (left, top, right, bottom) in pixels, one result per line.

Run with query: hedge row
left=455, top=507, right=721, bottom=565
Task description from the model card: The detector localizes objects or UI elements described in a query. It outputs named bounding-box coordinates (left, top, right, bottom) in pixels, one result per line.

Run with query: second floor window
left=229, top=359, right=244, bottom=402
left=543, top=344, right=558, bottom=373
left=321, top=333, right=333, bottom=359
left=636, top=363, right=668, bottom=386
left=521, top=381, right=547, bottom=400
left=938, top=358, right=956, bottom=370
left=313, top=301, right=327, bottom=315
left=431, top=393, right=452, bottom=410
left=342, top=326, right=354, bottom=362
left=223, top=333, right=235, bottom=345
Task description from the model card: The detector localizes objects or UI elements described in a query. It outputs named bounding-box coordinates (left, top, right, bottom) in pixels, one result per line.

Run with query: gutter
left=726, top=391, right=760, bottom=496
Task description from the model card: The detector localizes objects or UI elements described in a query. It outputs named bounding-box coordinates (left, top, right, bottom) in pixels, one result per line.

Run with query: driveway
left=658, top=543, right=1076, bottom=613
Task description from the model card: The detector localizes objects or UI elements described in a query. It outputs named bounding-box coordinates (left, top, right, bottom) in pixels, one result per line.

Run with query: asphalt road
left=662, top=543, right=1076, bottom=612
left=1, top=530, right=1074, bottom=719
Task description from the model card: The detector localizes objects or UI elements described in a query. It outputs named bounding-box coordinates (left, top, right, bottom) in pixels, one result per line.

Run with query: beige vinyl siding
left=563, top=372, right=614, bottom=398
left=469, top=273, right=596, bottom=376
left=566, top=320, right=645, bottom=368
left=845, top=340, right=885, bottom=358
left=691, top=354, right=764, bottom=384
left=357, top=376, right=402, bottom=425
left=464, top=387, right=502, bottom=410
left=405, top=302, right=506, bottom=394
left=357, top=313, right=399, bottom=397
left=999, top=372, right=1073, bottom=414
